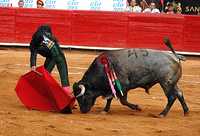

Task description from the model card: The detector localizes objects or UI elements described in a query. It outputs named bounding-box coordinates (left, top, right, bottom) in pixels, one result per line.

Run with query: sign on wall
left=113, top=0, right=126, bottom=11
left=0, top=0, right=127, bottom=11
left=44, top=0, right=56, bottom=9
left=12, top=0, right=36, bottom=8
left=181, top=0, right=200, bottom=15
left=0, top=0, right=12, bottom=7
left=66, top=0, right=89, bottom=10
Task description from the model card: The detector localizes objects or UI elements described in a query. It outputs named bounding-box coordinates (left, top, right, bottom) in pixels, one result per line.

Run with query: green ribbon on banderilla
left=110, top=69, right=124, bottom=97
left=100, top=55, right=124, bottom=99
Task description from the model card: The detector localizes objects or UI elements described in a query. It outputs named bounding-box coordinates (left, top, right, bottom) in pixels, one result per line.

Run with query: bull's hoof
left=135, top=105, right=142, bottom=111
left=158, top=114, right=165, bottom=118
left=184, top=111, right=189, bottom=117
left=148, top=113, right=164, bottom=118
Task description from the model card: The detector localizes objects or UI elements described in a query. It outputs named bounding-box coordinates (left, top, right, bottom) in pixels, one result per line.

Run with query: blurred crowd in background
left=126, top=0, right=183, bottom=14
left=1, top=0, right=199, bottom=15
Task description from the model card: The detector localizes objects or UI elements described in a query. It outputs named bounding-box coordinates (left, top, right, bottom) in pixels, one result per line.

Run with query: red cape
left=15, top=66, right=75, bottom=112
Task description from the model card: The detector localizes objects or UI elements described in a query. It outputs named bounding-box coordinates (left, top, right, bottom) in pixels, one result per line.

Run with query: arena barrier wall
left=0, top=7, right=200, bottom=54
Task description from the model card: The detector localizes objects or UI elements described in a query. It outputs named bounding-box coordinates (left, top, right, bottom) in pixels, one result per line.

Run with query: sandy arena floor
left=0, top=47, right=200, bottom=136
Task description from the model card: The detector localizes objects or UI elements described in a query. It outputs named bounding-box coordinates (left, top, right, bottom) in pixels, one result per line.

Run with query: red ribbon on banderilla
left=100, top=55, right=124, bottom=99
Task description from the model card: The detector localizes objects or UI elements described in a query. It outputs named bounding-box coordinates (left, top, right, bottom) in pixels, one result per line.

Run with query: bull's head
left=73, top=82, right=97, bottom=113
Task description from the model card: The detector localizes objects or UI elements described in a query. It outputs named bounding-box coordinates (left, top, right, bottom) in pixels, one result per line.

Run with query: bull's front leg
left=119, top=93, right=142, bottom=111
left=103, top=98, right=113, bottom=112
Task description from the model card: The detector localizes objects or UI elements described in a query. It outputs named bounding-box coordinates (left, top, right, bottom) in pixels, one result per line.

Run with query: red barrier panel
left=71, top=10, right=128, bottom=48
left=183, top=15, right=200, bottom=52
left=127, top=13, right=184, bottom=51
left=15, top=8, right=72, bottom=44
left=0, top=8, right=15, bottom=42
left=0, top=7, right=200, bottom=53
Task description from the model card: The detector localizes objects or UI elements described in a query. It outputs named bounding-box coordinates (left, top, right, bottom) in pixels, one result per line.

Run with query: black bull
left=73, top=38, right=189, bottom=117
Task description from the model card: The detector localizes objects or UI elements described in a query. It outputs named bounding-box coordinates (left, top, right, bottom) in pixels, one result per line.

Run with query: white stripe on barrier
left=1, top=42, right=200, bottom=55
left=0, top=42, right=122, bottom=50
left=14, top=64, right=88, bottom=70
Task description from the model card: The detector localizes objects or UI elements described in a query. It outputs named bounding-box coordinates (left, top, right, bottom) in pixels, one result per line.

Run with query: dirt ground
left=0, top=47, right=200, bottom=136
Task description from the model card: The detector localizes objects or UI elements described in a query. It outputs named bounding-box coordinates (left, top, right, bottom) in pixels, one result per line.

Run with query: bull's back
left=106, top=49, right=181, bottom=89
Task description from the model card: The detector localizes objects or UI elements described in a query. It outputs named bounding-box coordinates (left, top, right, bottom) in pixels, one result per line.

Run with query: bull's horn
left=76, top=84, right=85, bottom=98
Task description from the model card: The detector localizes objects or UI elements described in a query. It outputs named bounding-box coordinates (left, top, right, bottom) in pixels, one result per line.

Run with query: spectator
left=140, top=0, right=149, bottom=11
left=143, top=2, right=160, bottom=13
left=18, top=0, right=24, bottom=8
left=173, top=1, right=182, bottom=14
left=126, top=0, right=142, bottom=13
left=37, top=0, right=44, bottom=8
left=165, top=2, right=175, bottom=14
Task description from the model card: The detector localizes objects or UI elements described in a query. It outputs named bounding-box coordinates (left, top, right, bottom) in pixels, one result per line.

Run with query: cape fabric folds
left=15, top=66, right=75, bottom=112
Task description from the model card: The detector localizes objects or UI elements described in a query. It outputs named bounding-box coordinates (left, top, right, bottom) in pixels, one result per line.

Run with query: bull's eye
left=74, top=88, right=81, bottom=97
left=73, top=82, right=81, bottom=96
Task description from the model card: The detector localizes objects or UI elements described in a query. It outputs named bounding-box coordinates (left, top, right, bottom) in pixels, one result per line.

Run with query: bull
left=73, top=37, right=189, bottom=117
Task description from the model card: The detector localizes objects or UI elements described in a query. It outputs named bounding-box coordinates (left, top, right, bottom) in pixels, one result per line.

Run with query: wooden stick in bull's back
left=104, top=63, right=117, bottom=99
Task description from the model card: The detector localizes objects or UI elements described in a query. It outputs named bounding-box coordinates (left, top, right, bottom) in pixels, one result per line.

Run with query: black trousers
left=44, top=45, right=69, bottom=87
